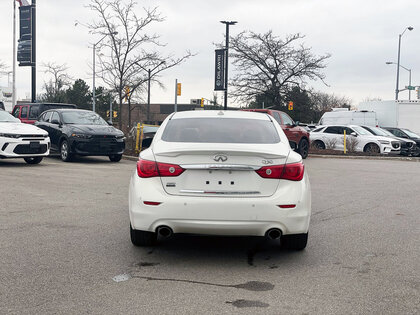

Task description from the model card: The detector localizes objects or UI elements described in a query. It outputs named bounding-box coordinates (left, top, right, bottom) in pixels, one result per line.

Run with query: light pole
left=386, top=61, right=412, bottom=100
left=220, top=21, right=237, bottom=110
left=92, top=32, right=117, bottom=112
left=135, top=61, right=165, bottom=123
left=395, top=26, right=413, bottom=100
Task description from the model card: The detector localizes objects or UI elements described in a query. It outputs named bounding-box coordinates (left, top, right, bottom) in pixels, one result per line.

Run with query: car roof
left=44, top=108, right=91, bottom=113
left=171, top=110, right=272, bottom=121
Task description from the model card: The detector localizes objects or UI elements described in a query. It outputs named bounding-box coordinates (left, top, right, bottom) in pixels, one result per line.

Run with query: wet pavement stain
left=137, top=262, right=160, bottom=267
left=131, top=276, right=275, bottom=292
left=226, top=299, right=269, bottom=308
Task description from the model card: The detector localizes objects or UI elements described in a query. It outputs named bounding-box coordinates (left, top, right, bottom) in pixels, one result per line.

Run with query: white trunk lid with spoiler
left=152, top=141, right=290, bottom=197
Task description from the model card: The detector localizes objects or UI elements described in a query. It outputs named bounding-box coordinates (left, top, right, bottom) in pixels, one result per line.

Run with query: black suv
left=383, top=127, right=420, bottom=157
left=35, top=109, right=125, bottom=162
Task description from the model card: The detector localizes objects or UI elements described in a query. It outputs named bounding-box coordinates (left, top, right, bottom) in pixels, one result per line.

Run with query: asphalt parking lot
left=1, top=156, right=419, bottom=314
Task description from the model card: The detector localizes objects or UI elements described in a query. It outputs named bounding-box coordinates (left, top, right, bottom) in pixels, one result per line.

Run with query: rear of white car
left=129, top=110, right=311, bottom=250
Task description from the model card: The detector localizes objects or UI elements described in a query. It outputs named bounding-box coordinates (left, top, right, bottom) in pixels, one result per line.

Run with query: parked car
left=383, top=127, right=420, bottom=157
left=310, top=125, right=399, bottom=154
left=0, top=110, right=50, bottom=164
left=129, top=110, right=311, bottom=250
left=241, top=109, right=310, bottom=159
left=12, top=103, right=77, bottom=124
left=361, top=125, right=416, bottom=156
left=35, top=109, right=125, bottom=162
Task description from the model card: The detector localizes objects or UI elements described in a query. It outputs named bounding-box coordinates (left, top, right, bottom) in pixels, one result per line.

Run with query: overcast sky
left=0, top=0, right=419, bottom=107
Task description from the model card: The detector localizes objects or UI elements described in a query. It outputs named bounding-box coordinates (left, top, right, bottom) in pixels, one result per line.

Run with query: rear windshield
left=162, top=118, right=280, bottom=144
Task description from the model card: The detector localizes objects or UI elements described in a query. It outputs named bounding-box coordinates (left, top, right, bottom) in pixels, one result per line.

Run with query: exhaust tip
left=156, top=226, right=173, bottom=238
left=266, top=228, right=282, bottom=240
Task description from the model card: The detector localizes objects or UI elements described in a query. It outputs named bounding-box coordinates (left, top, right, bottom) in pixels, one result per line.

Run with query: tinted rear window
left=162, top=118, right=281, bottom=144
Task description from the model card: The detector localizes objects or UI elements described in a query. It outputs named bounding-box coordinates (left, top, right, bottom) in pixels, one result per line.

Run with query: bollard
left=135, top=123, right=141, bottom=153
left=343, top=130, right=347, bottom=154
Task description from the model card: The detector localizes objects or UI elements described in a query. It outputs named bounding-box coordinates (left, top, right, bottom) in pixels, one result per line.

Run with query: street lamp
left=92, top=32, right=117, bottom=113
left=395, top=26, right=413, bottom=100
left=386, top=61, right=412, bottom=100
left=220, top=20, right=237, bottom=110
left=135, top=61, right=165, bottom=123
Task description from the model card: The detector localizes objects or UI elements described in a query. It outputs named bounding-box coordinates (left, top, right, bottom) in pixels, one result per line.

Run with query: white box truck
left=358, top=100, right=420, bottom=134
left=318, top=108, right=378, bottom=126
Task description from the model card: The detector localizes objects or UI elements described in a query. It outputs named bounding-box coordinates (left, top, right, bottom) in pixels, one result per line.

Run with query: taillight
left=255, top=162, right=304, bottom=181
left=137, top=159, right=185, bottom=178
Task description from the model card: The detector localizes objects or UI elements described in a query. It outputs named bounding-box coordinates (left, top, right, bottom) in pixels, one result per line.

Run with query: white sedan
left=129, top=110, right=311, bottom=250
left=310, top=125, right=400, bottom=154
left=0, top=110, right=50, bottom=164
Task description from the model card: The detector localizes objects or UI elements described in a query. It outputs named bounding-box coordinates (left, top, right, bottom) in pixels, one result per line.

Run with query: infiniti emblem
left=213, top=154, right=228, bottom=162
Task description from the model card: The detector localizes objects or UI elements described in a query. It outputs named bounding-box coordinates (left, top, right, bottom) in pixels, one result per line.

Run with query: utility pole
left=31, top=0, right=36, bottom=102
left=12, top=0, right=17, bottom=107
left=174, top=79, right=178, bottom=113
left=220, top=21, right=237, bottom=110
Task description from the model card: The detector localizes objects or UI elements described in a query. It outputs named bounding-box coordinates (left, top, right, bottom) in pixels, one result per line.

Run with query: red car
left=12, top=103, right=77, bottom=124
left=242, top=109, right=310, bottom=159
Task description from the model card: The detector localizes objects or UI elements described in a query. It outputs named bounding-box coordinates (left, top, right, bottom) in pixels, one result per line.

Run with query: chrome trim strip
left=179, top=189, right=261, bottom=195
left=180, top=164, right=260, bottom=171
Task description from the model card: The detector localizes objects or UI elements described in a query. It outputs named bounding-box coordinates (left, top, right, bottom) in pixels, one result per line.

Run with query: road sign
left=177, top=83, right=181, bottom=96
left=406, top=85, right=415, bottom=90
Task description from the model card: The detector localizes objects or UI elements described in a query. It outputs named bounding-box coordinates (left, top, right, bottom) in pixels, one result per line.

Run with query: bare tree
left=40, top=62, right=72, bottom=103
left=309, top=90, right=352, bottom=121
left=229, top=31, right=330, bottom=105
left=88, top=0, right=193, bottom=129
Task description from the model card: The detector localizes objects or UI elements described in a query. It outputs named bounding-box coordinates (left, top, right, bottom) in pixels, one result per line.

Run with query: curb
left=308, top=154, right=420, bottom=162
left=122, top=155, right=139, bottom=162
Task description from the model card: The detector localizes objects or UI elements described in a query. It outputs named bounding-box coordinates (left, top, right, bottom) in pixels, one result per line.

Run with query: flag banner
left=214, top=49, right=227, bottom=91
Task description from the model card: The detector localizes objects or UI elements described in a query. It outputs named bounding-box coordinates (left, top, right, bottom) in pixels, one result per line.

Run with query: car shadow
left=135, top=234, right=306, bottom=268
left=46, top=155, right=115, bottom=164
left=0, top=159, right=48, bottom=167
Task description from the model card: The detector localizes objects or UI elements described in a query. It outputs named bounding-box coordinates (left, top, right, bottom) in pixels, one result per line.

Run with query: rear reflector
left=256, top=162, right=304, bottom=181
left=143, top=201, right=161, bottom=206
left=278, top=204, right=296, bottom=208
left=137, top=159, right=185, bottom=178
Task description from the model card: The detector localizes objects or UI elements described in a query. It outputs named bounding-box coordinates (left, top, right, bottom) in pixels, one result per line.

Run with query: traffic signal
left=288, top=101, right=294, bottom=110
left=106, top=110, right=110, bottom=118
left=113, top=111, right=118, bottom=118
left=200, top=98, right=204, bottom=107
left=177, top=83, right=182, bottom=96
left=124, top=86, right=131, bottom=101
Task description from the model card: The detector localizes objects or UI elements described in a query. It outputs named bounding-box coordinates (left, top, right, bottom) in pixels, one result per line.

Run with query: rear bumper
left=129, top=172, right=311, bottom=236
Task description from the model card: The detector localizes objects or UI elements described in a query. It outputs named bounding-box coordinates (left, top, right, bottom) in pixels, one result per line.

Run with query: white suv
left=310, top=125, right=399, bottom=154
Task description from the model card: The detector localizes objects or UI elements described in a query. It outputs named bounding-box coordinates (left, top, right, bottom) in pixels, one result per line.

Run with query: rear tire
left=312, top=140, right=325, bottom=150
left=130, top=225, right=156, bottom=246
left=298, top=138, right=309, bottom=159
left=281, top=233, right=308, bottom=251
left=60, top=140, right=73, bottom=162
left=24, top=156, right=43, bottom=164
left=109, top=154, right=122, bottom=162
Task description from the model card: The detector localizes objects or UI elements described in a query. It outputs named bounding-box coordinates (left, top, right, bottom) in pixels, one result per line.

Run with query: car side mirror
left=295, top=121, right=300, bottom=126
left=350, top=132, right=357, bottom=137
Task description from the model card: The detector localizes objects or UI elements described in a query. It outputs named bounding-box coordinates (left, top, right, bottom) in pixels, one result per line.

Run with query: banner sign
left=214, top=49, right=226, bottom=91
left=18, top=5, right=34, bottom=66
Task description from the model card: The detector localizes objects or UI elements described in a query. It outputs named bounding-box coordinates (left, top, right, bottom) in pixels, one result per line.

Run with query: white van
left=319, top=109, right=378, bottom=126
